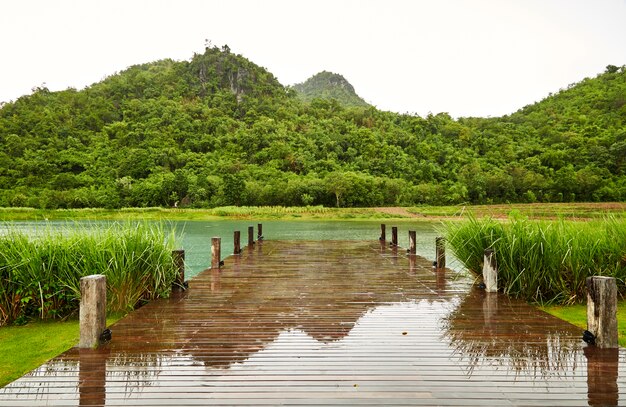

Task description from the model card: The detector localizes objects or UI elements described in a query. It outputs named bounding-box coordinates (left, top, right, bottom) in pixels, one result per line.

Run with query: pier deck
left=0, top=240, right=623, bottom=406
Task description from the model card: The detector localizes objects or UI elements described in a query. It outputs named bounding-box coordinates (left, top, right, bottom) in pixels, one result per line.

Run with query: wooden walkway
left=1, top=240, right=624, bottom=406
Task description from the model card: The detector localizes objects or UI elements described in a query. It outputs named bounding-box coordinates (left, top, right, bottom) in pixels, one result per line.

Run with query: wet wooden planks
left=1, top=239, right=624, bottom=406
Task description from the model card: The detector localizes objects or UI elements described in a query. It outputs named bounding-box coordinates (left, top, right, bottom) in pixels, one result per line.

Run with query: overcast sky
left=1, top=0, right=625, bottom=118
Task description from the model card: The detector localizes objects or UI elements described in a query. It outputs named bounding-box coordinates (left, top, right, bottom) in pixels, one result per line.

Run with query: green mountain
left=293, top=71, right=369, bottom=107
left=0, top=46, right=624, bottom=209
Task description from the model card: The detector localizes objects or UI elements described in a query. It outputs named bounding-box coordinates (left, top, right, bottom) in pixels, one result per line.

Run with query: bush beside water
left=445, top=216, right=626, bottom=304
left=0, top=223, right=177, bottom=326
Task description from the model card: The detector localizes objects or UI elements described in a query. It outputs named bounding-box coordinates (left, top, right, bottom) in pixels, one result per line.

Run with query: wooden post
left=257, top=223, right=263, bottom=240
left=408, top=231, right=416, bottom=254
left=586, top=276, right=618, bottom=348
left=79, top=275, right=107, bottom=348
left=391, top=226, right=398, bottom=246
left=172, top=249, right=185, bottom=291
left=211, top=237, right=221, bottom=269
left=248, top=226, right=254, bottom=246
left=380, top=224, right=386, bottom=241
left=436, top=237, right=445, bottom=271
left=483, top=248, right=497, bottom=293
left=234, top=231, right=241, bottom=254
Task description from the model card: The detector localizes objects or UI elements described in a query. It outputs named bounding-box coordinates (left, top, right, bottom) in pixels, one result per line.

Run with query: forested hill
left=0, top=46, right=624, bottom=209
left=292, top=71, right=370, bottom=107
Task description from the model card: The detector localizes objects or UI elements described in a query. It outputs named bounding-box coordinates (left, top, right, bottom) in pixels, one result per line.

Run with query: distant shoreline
left=1, top=202, right=624, bottom=221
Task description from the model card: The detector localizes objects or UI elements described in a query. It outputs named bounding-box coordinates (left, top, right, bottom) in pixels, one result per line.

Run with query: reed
left=444, top=216, right=626, bottom=304
left=0, top=222, right=177, bottom=326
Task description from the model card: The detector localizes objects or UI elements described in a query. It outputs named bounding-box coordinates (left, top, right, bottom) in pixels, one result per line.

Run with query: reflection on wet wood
left=585, top=347, right=619, bottom=407
left=78, top=349, right=107, bottom=407
left=1, top=240, right=624, bottom=406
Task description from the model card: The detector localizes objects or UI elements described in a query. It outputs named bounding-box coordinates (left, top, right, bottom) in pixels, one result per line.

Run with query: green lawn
left=0, top=315, right=122, bottom=387
left=541, top=303, right=626, bottom=347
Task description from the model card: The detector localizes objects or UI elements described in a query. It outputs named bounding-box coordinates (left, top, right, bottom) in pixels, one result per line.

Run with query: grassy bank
left=541, top=303, right=626, bottom=347
left=445, top=216, right=626, bottom=304
left=0, top=222, right=177, bottom=326
left=0, top=315, right=123, bottom=387
left=1, top=202, right=624, bottom=222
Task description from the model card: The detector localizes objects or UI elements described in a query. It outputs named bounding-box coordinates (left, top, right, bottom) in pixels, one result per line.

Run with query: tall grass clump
left=0, top=222, right=177, bottom=326
left=445, top=216, right=626, bottom=304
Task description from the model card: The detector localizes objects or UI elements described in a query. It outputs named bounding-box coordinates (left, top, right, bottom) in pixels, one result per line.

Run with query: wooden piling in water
left=586, top=276, right=618, bottom=348
left=172, top=249, right=185, bottom=291
left=211, top=237, right=221, bottom=269
left=248, top=226, right=255, bottom=246
left=258, top=223, right=263, bottom=240
left=380, top=224, right=386, bottom=241
left=234, top=231, right=241, bottom=254
left=408, top=231, right=416, bottom=254
left=483, top=248, right=497, bottom=293
left=391, top=227, right=398, bottom=246
left=79, top=275, right=107, bottom=348
left=436, top=237, right=445, bottom=271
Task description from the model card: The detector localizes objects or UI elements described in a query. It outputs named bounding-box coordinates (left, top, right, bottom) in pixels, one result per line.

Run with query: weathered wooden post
left=79, top=275, right=107, bottom=348
left=436, top=237, right=445, bottom=271
left=171, top=249, right=185, bottom=291
left=380, top=224, right=386, bottom=241
left=211, top=237, right=221, bottom=269
left=391, top=226, right=398, bottom=246
left=483, top=248, right=497, bottom=292
left=408, top=231, right=416, bottom=254
left=257, top=223, right=263, bottom=240
left=586, top=276, right=618, bottom=348
left=234, top=231, right=241, bottom=254
left=248, top=226, right=255, bottom=246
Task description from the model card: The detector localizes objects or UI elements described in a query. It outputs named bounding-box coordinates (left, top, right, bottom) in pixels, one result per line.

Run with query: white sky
left=1, top=0, right=625, bottom=118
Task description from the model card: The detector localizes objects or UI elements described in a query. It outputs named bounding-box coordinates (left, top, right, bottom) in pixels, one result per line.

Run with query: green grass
left=0, top=314, right=123, bottom=387
left=0, top=222, right=177, bottom=326
left=1, top=203, right=623, bottom=222
left=444, top=216, right=626, bottom=304
left=541, top=303, right=626, bottom=347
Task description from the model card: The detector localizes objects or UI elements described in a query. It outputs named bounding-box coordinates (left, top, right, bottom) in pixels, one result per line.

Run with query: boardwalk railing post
left=234, top=231, right=241, bottom=254
left=409, top=231, right=416, bottom=254
left=172, top=249, right=185, bottom=291
left=79, top=275, right=107, bottom=348
left=483, top=248, right=497, bottom=293
left=391, top=226, right=398, bottom=246
left=257, top=223, right=263, bottom=240
left=380, top=224, right=386, bottom=241
left=436, top=237, right=445, bottom=271
left=248, top=226, right=255, bottom=246
left=586, top=276, right=618, bottom=348
left=211, top=237, right=221, bottom=269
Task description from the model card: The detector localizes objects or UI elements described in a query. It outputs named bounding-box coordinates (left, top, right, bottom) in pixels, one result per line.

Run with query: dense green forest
left=0, top=46, right=624, bottom=209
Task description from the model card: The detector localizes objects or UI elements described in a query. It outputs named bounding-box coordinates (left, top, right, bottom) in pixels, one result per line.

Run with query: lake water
left=2, top=220, right=462, bottom=278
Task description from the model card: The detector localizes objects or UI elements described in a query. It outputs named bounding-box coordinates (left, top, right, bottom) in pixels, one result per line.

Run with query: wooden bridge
left=0, top=238, right=624, bottom=406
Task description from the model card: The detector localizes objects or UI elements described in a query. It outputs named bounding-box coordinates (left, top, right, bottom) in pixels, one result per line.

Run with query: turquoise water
left=2, top=220, right=460, bottom=278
